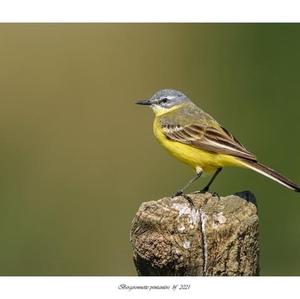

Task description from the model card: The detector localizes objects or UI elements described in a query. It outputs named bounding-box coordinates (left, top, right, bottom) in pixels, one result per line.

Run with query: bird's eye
left=160, top=98, right=168, bottom=103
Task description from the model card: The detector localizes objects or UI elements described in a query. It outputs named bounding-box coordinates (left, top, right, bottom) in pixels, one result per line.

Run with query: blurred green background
left=0, top=24, right=299, bottom=275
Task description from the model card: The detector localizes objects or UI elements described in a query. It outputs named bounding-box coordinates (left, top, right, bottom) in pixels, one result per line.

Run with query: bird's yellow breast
left=153, top=117, right=245, bottom=173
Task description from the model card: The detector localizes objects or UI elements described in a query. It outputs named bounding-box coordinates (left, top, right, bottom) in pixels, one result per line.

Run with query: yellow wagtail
left=136, top=89, right=300, bottom=196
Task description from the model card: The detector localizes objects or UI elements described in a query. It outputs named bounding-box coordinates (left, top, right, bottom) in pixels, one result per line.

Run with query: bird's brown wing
left=161, top=123, right=257, bottom=161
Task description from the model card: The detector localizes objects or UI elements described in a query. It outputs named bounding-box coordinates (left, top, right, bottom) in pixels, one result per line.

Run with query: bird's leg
left=201, top=168, right=222, bottom=193
left=174, top=171, right=203, bottom=197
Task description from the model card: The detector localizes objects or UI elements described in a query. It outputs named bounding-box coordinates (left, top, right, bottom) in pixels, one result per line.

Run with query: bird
left=136, top=89, right=300, bottom=196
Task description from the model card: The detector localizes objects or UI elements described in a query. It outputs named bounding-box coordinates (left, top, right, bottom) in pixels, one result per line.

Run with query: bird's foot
left=211, top=191, right=220, bottom=198
left=182, top=194, right=195, bottom=207
left=198, top=187, right=220, bottom=199
left=173, top=190, right=183, bottom=197
left=172, top=190, right=194, bottom=207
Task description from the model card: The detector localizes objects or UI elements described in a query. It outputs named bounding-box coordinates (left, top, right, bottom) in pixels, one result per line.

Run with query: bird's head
left=136, top=89, right=189, bottom=115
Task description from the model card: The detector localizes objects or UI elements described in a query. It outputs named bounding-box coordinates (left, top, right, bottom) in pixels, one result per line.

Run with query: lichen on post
left=130, top=191, right=259, bottom=276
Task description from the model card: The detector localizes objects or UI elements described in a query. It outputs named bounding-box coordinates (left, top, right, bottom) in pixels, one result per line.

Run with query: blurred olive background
left=0, top=24, right=299, bottom=275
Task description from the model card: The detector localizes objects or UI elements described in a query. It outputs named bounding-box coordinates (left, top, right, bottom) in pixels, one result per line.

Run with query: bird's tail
left=239, top=159, right=300, bottom=192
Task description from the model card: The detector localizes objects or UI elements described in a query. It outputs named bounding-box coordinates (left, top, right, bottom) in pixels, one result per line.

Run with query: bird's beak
left=135, top=99, right=152, bottom=106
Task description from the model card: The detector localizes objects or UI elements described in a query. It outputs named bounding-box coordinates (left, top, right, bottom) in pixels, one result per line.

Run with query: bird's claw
left=211, top=191, right=220, bottom=199
left=172, top=191, right=194, bottom=207
left=173, top=190, right=183, bottom=197
left=182, top=194, right=195, bottom=207
left=196, top=188, right=220, bottom=200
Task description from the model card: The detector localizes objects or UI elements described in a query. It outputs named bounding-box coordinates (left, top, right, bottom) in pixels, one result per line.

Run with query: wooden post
left=130, top=191, right=259, bottom=276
